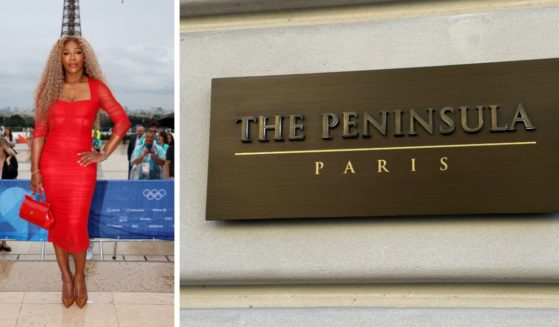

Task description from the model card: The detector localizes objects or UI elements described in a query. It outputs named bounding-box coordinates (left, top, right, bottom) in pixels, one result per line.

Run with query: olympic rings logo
left=143, top=189, right=167, bottom=200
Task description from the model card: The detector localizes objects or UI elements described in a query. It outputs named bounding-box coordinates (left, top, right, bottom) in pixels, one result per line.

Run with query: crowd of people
left=127, top=122, right=174, bottom=180
left=0, top=123, right=174, bottom=181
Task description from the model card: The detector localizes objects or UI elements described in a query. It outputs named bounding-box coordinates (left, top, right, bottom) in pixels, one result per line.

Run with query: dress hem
left=48, top=235, right=89, bottom=254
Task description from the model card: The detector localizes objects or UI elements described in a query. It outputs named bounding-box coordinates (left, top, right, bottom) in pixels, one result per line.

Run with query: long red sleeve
left=97, top=80, right=130, bottom=137
left=33, top=111, right=49, bottom=138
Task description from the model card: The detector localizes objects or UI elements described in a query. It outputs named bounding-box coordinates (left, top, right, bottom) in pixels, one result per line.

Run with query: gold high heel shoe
left=74, top=275, right=88, bottom=308
left=62, top=277, right=75, bottom=308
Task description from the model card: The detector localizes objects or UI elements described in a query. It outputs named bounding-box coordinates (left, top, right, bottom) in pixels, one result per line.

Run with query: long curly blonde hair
left=35, top=36, right=105, bottom=119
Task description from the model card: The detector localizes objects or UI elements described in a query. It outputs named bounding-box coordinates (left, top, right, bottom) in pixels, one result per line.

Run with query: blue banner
left=0, top=180, right=174, bottom=241
left=89, top=180, right=174, bottom=240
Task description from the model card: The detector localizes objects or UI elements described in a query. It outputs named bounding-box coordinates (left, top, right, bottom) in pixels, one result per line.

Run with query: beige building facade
left=180, top=1, right=559, bottom=325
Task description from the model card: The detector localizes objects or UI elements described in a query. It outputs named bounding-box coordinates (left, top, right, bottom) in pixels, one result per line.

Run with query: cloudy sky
left=0, top=0, right=174, bottom=111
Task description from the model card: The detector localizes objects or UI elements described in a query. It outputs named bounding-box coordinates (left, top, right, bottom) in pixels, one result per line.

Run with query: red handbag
left=19, top=194, right=55, bottom=229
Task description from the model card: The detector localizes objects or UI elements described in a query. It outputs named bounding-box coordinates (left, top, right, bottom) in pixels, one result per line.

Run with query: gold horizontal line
left=234, top=141, right=537, bottom=156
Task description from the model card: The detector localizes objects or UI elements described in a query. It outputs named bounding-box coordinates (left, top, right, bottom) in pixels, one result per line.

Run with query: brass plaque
left=207, top=59, right=559, bottom=220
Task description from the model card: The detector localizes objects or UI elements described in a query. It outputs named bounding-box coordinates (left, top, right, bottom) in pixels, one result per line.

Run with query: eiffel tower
left=60, top=0, right=82, bottom=36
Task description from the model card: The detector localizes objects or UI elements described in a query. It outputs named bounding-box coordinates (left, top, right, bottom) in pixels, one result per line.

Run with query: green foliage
left=0, top=114, right=35, bottom=129
left=4, top=114, right=27, bottom=128
left=24, top=116, right=35, bottom=127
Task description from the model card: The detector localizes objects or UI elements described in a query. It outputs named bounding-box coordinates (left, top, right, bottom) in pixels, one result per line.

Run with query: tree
left=24, top=115, right=35, bottom=127
left=5, top=114, right=26, bottom=128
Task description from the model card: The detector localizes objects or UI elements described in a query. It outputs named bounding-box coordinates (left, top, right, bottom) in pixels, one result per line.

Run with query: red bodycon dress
left=34, top=78, right=130, bottom=253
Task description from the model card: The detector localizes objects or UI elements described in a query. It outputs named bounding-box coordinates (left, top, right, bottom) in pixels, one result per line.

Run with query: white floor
left=0, top=240, right=174, bottom=326
left=2, top=292, right=173, bottom=327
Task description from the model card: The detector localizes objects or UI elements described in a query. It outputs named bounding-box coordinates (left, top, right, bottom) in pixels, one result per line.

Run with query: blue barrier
left=0, top=180, right=174, bottom=241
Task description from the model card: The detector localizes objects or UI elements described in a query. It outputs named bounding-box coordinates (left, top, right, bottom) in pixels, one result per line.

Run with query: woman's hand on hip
left=31, top=172, right=43, bottom=195
left=77, top=151, right=104, bottom=166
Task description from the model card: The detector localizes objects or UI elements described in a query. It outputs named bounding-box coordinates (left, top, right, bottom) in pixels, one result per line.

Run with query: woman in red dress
left=31, top=36, right=130, bottom=308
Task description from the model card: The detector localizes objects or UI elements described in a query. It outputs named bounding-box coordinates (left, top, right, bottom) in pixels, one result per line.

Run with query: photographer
left=130, top=130, right=165, bottom=180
